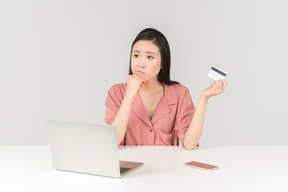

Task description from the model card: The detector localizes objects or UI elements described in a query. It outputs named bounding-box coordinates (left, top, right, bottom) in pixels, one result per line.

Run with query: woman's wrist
left=199, top=91, right=210, bottom=102
left=123, top=93, right=135, bottom=106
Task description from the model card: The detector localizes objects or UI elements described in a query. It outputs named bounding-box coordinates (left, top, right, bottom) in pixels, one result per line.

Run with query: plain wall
left=1, top=0, right=287, bottom=146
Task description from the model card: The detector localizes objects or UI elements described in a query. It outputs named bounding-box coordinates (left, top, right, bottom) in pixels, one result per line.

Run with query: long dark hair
left=129, top=28, right=179, bottom=85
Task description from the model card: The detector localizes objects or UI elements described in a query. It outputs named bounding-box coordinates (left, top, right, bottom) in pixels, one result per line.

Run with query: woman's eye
left=133, top=54, right=139, bottom=58
left=147, top=56, right=153, bottom=59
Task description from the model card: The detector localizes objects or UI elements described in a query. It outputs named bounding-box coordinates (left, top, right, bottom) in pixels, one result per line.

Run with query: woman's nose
left=137, top=60, right=146, bottom=68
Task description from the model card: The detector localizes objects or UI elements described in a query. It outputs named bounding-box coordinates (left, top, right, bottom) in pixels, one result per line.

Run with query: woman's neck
left=139, top=79, right=163, bottom=94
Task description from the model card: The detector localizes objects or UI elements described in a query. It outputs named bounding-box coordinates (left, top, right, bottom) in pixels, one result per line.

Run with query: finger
left=132, top=74, right=140, bottom=81
left=219, top=80, right=226, bottom=91
left=219, top=80, right=226, bottom=94
left=218, top=80, right=225, bottom=93
left=136, top=75, right=146, bottom=84
left=211, top=82, right=216, bottom=89
left=216, top=82, right=220, bottom=93
left=130, top=74, right=138, bottom=80
left=212, top=81, right=217, bottom=88
left=218, top=81, right=223, bottom=93
left=223, top=80, right=227, bottom=89
left=129, top=75, right=144, bottom=86
left=127, top=75, right=134, bottom=82
left=214, top=82, right=218, bottom=90
left=221, top=80, right=225, bottom=89
left=212, top=83, right=217, bottom=93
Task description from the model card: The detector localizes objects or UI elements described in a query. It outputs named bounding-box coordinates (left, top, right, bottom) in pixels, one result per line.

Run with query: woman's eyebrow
left=133, top=50, right=155, bottom=54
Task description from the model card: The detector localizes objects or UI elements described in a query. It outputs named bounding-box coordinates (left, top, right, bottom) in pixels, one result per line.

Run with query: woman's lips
left=136, top=70, right=144, bottom=75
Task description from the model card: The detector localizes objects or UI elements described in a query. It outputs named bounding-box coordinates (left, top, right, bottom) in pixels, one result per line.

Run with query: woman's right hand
left=125, top=75, right=145, bottom=101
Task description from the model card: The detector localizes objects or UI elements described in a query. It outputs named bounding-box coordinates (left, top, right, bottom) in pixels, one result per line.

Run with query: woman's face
left=131, top=40, right=161, bottom=82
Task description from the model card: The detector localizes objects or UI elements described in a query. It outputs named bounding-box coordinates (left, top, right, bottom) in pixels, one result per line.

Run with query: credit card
left=208, top=66, right=227, bottom=80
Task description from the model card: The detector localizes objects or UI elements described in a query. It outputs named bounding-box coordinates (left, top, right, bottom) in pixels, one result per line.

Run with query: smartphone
left=185, top=161, right=219, bottom=171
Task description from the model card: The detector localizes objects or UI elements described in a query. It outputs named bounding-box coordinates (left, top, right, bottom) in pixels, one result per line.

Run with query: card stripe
left=211, top=67, right=226, bottom=77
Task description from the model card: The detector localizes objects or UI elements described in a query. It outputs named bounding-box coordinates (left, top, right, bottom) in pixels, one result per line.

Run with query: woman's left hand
left=200, top=80, right=227, bottom=100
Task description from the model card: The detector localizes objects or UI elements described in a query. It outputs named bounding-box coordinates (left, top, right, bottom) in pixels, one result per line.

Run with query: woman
left=105, top=28, right=227, bottom=150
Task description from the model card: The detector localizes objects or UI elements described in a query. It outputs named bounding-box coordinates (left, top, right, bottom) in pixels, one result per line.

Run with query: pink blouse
left=105, top=83, right=195, bottom=146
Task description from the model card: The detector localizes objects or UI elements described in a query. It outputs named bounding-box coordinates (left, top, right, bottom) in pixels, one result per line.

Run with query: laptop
left=48, top=120, right=143, bottom=178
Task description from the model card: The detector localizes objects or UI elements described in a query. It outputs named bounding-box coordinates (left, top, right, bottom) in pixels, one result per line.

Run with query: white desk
left=1, top=146, right=288, bottom=192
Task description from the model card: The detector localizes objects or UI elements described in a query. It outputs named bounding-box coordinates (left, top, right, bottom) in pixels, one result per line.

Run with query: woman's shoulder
left=164, top=83, right=192, bottom=102
left=165, top=83, right=194, bottom=106
left=108, top=83, right=127, bottom=96
left=166, top=83, right=190, bottom=94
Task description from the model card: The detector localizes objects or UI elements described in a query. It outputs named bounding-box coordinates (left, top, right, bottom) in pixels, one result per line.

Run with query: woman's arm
left=183, top=80, right=227, bottom=150
left=112, top=75, right=145, bottom=145
left=112, top=95, right=134, bottom=145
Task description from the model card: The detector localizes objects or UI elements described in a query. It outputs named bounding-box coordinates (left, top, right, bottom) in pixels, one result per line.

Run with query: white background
left=1, top=0, right=287, bottom=146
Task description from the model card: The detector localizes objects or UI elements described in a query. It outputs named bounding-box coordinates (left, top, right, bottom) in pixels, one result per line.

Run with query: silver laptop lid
left=49, top=120, right=121, bottom=178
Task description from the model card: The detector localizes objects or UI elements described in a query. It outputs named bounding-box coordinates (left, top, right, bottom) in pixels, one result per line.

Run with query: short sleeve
left=104, top=84, right=125, bottom=124
left=175, top=88, right=195, bottom=146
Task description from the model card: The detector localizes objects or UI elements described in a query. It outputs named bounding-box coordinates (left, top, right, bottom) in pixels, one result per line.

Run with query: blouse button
left=149, top=129, right=153, bottom=132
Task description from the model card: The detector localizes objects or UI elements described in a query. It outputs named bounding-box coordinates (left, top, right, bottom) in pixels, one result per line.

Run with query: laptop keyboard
left=120, top=167, right=130, bottom=174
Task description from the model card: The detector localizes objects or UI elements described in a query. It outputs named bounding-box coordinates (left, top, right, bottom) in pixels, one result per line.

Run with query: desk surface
left=1, top=146, right=288, bottom=192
